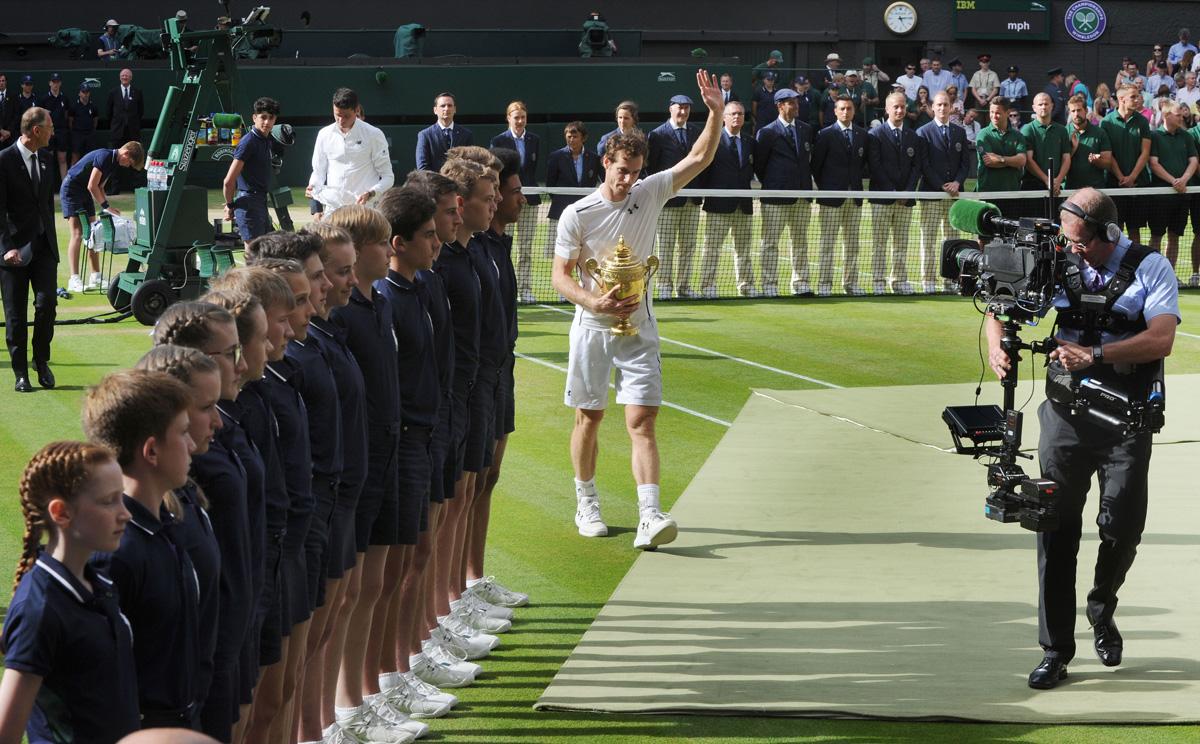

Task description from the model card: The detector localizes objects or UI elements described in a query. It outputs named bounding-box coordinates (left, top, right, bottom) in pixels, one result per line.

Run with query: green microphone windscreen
left=948, top=199, right=999, bottom=236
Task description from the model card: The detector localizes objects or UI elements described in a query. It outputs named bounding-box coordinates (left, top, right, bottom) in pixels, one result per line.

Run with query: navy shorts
left=49, top=130, right=69, bottom=153
left=305, top=475, right=337, bottom=609
left=449, top=385, right=471, bottom=484
left=1112, top=192, right=1149, bottom=230
left=464, top=367, right=499, bottom=473
left=360, top=424, right=400, bottom=549
left=281, top=504, right=313, bottom=629
left=60, top=187, right=94, bottom=220
left=329, top=479, right=361, bottom=577
left=234, top=192, right=271, bottom=241
left=494, top=352, right=516, bottom=438
left=69, top=130, right=93, bottom=156
left=256, top=539, right=285, bottom=667
left=396, top=425, right=433, bottom=545
left=1149, top=193, right=1189, bottom=236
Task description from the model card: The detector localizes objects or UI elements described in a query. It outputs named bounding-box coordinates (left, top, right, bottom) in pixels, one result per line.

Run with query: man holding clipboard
left=0, top=107, right=59, bottom=392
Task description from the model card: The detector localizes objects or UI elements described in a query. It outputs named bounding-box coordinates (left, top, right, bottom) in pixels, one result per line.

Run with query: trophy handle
left=583, top=257, right=601, bottom=286
left=644, top=256, right=660, bottom=290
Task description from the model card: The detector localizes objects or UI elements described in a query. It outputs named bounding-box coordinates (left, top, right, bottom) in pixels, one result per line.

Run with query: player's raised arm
left=670, top=69, right=725, bottom=192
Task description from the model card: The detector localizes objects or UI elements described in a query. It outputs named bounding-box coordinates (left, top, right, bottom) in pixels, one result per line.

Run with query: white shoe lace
left=577, top=497, right=603, bottom=524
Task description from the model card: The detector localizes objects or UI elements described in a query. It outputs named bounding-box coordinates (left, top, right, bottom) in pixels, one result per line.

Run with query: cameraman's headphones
left=1059, top=201, right=1122, bottom=244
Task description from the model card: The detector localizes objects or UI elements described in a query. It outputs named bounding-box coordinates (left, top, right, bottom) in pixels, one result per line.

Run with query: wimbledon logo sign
left=1065, top=1, right=1106, bottom=43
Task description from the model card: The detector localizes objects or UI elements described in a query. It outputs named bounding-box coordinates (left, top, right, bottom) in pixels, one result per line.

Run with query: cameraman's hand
left=1049, top=340, right=1094, bottom=373
left=988, top=344, right=1013, bottom=379
left=590, top=285, right=640, bottom=319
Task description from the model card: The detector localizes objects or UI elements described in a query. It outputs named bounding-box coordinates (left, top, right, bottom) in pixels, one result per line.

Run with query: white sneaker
left=816, top=283, right=832, bottom=297
left=67, top=275, right=84, bottom=293
left=409, top=652, right=475, bottom=689
left=894, top=281, right=915, bottom=295
left=450, top=603, right=512, bottom=634
left=792, top=282, right=812, bottom=296
left=402, top=671, right=459, bottom=709
left=575, top=495, right=608, bottom=537
left=760, top=284, right=779, bottom=297
left=466, top=576, right=529, bottom=607
left=844, top=284, right=867, bottom=296
left=921, top=280, right=939, bottom=294
left=656, top=284, right=673, bottom=301
left=384, top=678, right=454, bottom=719
left=701, top=285, right=718, bottom=299
left=434, top=622, right=494, bottom=660
left=1189, top=273, right=1200, bottom=288
left=423, top=638, right=482, bottom=678
left=85, top=272, right=104, bottom=290
left=366, top=694, right=429, bottom=740
left=633, top=509, right=678, bottom=551
left=341, top=706, right=416, bottom=744
left=520, top=290, right=537, bottom=304
left=452, top=593, right=513, bottom=621
left=872, top=280, right=887, bottom=295
left=439, top=615, right=500, bottom=655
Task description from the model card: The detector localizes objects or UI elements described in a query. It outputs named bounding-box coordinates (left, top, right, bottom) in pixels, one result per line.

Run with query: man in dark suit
left=105, top=68, right=143, bottom=194
left=719, top=73, right=740, bottom=105
left=491, top=102, right=542, bottom=303
left=0, top=108, right=59, bottom=392
left=415, top=92, right=473, bottom=173
left=754, top=88, right=814, bottom=296
left=545, top=121, right=600, bottom=250
left=917, top=91, right=971, bottom=293
left=699, top=101, right=753, bottom=297
left=0, top=74, right=16, bottom=149
left=647, top=94, right=703, bottom=298
left=812, top=96, right=869, bottom=296
left=867, top=91, right=924, bottom=295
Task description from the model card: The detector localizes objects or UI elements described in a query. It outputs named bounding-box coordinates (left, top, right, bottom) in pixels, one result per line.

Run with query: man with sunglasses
left=985, top=187, right=1179, bottom=691
left=897, top=63, right=923, bottom=102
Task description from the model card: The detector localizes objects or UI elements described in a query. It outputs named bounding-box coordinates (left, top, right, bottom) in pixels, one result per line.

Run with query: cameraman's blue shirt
left=1052, top=236, right=1181, bottom=345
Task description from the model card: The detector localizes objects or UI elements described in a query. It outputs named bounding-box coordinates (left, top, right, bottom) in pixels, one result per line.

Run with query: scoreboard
left=953, top=0, right=1051, bottom=41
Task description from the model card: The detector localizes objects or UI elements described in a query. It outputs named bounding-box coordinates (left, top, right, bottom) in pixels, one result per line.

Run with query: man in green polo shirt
left=1186, top=116, right=1200, bottom=285
left=1065, top=94, right=1112, bottom=190
left=1100, top=84, right=1153, bottom=242
left=975, top=97, right=1027, bottom=213
left=1020, top=91, right=1072, bottom=218
left=1148, top=99, right=1198, bottom=268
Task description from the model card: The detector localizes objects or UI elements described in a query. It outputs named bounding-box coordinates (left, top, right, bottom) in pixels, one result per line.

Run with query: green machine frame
left=109, top=9, right=292, bottom=324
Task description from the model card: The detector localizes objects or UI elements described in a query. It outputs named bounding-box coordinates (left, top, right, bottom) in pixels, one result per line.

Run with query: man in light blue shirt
left=922, top=58, right=952, bottom=96
left=999, top=66, right=1029, bottom=110
left=947, top=59, right=969, bottom=101
left=1168, top=28, right=1198, bottom=72
left=1146, top=61, right=1177, bottom=96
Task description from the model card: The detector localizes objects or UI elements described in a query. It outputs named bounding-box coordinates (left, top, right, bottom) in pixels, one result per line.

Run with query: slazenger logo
left=177, top=129, right=198, bottom=172
left=209, top=146, right=236, bottom=161
left=81, top=77, right=100, bottom=90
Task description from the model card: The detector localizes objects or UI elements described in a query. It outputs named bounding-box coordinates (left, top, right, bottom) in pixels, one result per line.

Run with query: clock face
left=885, top=2, right=917, bottom=35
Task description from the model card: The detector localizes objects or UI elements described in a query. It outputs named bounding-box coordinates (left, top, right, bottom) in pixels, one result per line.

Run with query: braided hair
left=201, top=288, right=262, bottom=344
left=152, top=301, right=235, bottom=349
left=14, top=441, right=115, bottom=594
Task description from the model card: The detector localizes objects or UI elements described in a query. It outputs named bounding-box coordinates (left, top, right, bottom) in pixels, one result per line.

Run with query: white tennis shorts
left=565, top=317, right=663, bottom=409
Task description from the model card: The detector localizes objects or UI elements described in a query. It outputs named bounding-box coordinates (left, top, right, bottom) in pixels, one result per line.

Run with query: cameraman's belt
left=1055, top=309, right=1145, bottom=335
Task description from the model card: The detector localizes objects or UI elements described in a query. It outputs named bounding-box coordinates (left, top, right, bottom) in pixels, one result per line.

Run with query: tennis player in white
left=551, top=69, right=725, bottom=550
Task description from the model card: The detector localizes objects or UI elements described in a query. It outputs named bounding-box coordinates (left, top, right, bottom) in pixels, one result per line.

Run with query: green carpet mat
left=536, top=376, right=1200, bottom=723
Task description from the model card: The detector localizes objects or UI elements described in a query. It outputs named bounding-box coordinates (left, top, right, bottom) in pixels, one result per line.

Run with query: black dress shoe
left=1028, top=656, right=1069, bottom=689
left=14, top=376, right=33, bottom=393
left=1093, top=620, right=1123, bottom=667
left=34, top=362, right=55, bottom=389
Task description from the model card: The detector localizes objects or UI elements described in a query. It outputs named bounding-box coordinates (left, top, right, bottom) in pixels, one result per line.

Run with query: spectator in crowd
left=104, top=68, right=142, bottom=195
left=1169, top=29, right=1198, bottom=74
left=38, top=74, right=69, bottom=182
left=597, top=100, right=640, bottom=155
left=1116, top=60, right=1146, bottom=97
left=842, top=70, right=877, bottom=127
left=917, top=91, right=970, bottom=293
left=1182, top=50, right=1198, bottom=80
left=812, top=96, right=869, bottom=296
left=215, top=16, right=232, bottom=31
left=97, top=19, right=123, bottom=61
left=415, top=92, right=472, bottom=172
left=1044, top=68, right=1068, bottom=125
left=1008, top=108, right=1023, bottom=133
left=490, top=100, right=541, bottom=303
left=753, top=87, right=814, bottom=297
left=1065, top=93, right=1113, bottom=191
left=907, top=85, right=933, bottom=129
left=820, top=71, right=846, bottom=126
left=1148, top=99, right=1198, bottom=267
left=545, top=122, right=599, bottom=254
left=1101, top=84, right=1153, bottom=243
left=1021, top=92, right=1072, bottom=222
left=867, top=91, right=922, bottom=295
left=647, top=94, right=703, bottom=298
left=1000, top=65, right=1029, bottom=113
left=919, top=58, right=931, bottom=74
left=974, top=97, right=1027, bottom=214
left=719, top=73, right=739, bottom=104
left=947, top=59, right=969, bottom=103
left=897, top=62, right=923, bottom=101
left=791, top=76, right=818, bottom=128
left=1147, top=61, right=1177, bottom=97
left=698, top=100, right=754, bottom=298
left=1093, top=82, right=1115, bottom=121
left=923, top=57, right=952, bottom=96
left=1177, top=72, right=1200, bottom=112
left=752, top=73, right=779, bottom=131
left=752, top=50, right=783, bottom=87
left=961, top=107, right=983, bottom=173
left=0, top=75, right=14, bottom=148
left=1147, top=44, right=1169, bottom=77
left=67, top=84, right=99, bottom=166
left=970, top=54, right=1000, bottom=111
left=860, top=57, right=890, bottom=98
left=945, top=85, right=965, bottom=126
left=1066, top=73, right=1091, bottom=108
left=1151, top=85, right=1174, bottom=128
left=821, top=53, right=843, bottom=90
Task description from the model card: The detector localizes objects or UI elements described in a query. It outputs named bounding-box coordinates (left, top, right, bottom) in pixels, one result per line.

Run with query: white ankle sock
left=466, top=577, right=484, bottom=587
left=334, top=704, right=361, bottom=723
left=637, top=484, right=661, bottom=513
left=575, top=478, right=596, bottom=497
left=379, top=671, right=404, bottom=691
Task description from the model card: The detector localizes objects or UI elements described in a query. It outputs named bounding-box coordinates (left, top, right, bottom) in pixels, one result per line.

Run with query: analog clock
left=884, top=1, right=918, bottom=35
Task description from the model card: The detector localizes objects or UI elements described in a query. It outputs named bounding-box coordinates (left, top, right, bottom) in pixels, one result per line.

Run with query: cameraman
left=986, top=187, right=1179, bottom=690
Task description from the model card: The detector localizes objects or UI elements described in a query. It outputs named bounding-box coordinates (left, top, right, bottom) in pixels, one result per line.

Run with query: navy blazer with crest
left=490, top=130, right=541, bottom=206
left=702, top=129, right=754, bottom=215
left=866, top=122, right=924, bottom=206
left=916, top=119, right=971, bottom=191
left=811, top=122, right=870, bottom=208
left=0, top=141, right=58, bottom=262
left=544, top=146, right=600, bottom=220
left=646, top=120, right=703, bottom=207
left=415, top=122, right=474, bottom=173
left=753, top=117, right=813, bottom=206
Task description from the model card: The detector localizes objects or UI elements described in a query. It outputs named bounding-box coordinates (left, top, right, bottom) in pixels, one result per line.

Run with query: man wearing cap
left=868, top=91, right=923, bottom=295
left=1169, top=28, right=1198, bottom=75
left=97, top=19, right=123, bottom=61
left=918, top=91, right=971, bottom=293
left=819, top=71, right=846, bottom=127
left=842, top=71, right=876, bottom=128
left=1021, top=92, right=1073, bottom=218
left=647, top=94, right=703, bottom=298
left=39, top=74, right=70, bottom=181
left=13, top=76, right=37, bottom=125
left=0, top=75, right=14, bottom=148
left=754, top=87, right=814, bottom=296
left=792, top=76, right=818, bottom=128
left=812, top=96, right=869, bottom=295
left=947, top=59, right=969, bottom=103
left=698, top=100, right=754, bottom=298
left=923, top=57, right=952, bottom=96
left=970, top=54, right=1000, bottom=111
left=821, top=53, right=842, bottom=90
left=1044, top=68, right=1068, bottom=126
left=67, top=83, right=99, bottom=165
left=105, top=68, right=142, bottom=195
left=1146, top=61, right=1176, bottom=97
left=860, top=57, right=890, bottom=99
left=753, top=72, right=779, bottom=131
left=753, top=50, right=783, bottom=87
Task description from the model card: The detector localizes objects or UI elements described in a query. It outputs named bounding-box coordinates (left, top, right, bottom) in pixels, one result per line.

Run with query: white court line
left=533, top=304, right=843, bottom=389
left=1178, top=331, right=1200, bottom=340
left=514, top=352, right=732, bottom=428
left=752, top=390, right=956, bottom=453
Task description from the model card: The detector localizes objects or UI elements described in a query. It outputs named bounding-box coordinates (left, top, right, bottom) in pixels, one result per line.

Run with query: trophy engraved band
left=583, top=235, right=660, bottom=336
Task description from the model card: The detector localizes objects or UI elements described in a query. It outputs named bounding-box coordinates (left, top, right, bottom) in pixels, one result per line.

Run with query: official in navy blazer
left=753, top=88, right=814, bottom=296
left=916, top=90, right=971, bottom=292
left=490, top=101, right=542, bottom=302
left=0, top=107, right=59, bottom=392
left=867, top=91, right=925, bottom=295
left=699, top=101, right=754, bottom=297
left=647, top=94, right=704, bottom=298
left=415, top=92, right=473, bottom=172
left=812, top=96, right=870, bottom=295
left=719, top=73, right=740, bottom=105
left=545, top=122, right=600, bottom=254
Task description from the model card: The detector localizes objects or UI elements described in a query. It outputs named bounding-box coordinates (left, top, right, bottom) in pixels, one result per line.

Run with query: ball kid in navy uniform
left=134, top=346, right=225, bottom=725
left=82, top=370, right=202, bottom=730
left=67, top=83, right=99, bottom=166
left=0, top=442, right=138, bottom=744
left=222, top=97, right=279, bottom=246
left=61, top=141, right=145, bottom=294
left=152, top=301, right=253, bottom=743
left=37, top=73, right=69, bottom=181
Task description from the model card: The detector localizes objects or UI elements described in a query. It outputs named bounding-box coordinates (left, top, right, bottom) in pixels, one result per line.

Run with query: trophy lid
left=609, top=235, right=636, bottom=266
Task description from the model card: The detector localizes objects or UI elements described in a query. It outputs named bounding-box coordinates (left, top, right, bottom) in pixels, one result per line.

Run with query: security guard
left=985, top=188, right=1180, bottom=690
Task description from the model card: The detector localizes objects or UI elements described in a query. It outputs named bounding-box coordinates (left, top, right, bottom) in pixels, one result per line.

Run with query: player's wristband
left=225, top=202, right=234, bottom=210
left=100, top=200, right=110, bottom=210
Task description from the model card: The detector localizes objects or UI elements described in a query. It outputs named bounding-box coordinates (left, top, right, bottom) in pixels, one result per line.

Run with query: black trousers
left=0, top=237, right=57, bottom=375
left=1036, top=399, right=1152, bottom=662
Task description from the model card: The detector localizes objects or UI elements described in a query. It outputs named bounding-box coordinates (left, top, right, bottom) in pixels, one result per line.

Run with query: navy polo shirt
left=262, top=358, right=314, bottom=544
left=417, top=268, right=455, bottom=398
left=91, top=495, right=200, bottom=720
left=3, top=553, right=140, bottom=744
left=68, top=98, right=98, bottom=131
left=310, top=317, right=367, bottom=494
left=233, top=126, right=272, bottom=194
left=378, top=271, right=440, bottom=427
left=38, top=91, right=68, bottom=128
left=239, top=381, right=289, bottom=540
left=63, top=148, right=117, bottom=200
left=481, top=229, right=518, bottom=349
left=175, top=482, right=221, bottom=709
left=332, top=286, right=403, bottom=427
left=468, top=235, right=509, bottom=370
left=286, top=333, right=344, bottom=477
left=433, top=241, right=480, bottom=394
left=216, top=402, right=267, bottom=612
